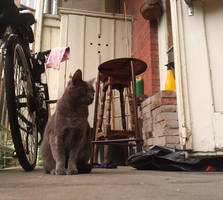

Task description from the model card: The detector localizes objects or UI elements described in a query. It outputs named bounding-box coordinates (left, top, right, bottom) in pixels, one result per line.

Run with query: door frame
left=170, top=0, right=192, bottom=150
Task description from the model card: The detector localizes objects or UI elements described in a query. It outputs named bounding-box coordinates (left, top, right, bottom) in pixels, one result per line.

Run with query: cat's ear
left=72, top=69, right=82, bottom=84
left=88, top=78, right=95, bottom=86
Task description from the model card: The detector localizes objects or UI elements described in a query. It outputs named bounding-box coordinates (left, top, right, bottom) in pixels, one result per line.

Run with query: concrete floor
left=0, top=166, right=223, bottom=200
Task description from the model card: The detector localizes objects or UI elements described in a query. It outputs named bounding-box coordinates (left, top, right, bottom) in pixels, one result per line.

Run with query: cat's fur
left=41, top=69, right=95, bottom=175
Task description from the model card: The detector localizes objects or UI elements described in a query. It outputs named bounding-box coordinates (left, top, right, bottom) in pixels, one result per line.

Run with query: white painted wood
left=180, top=0, right=215, bottom=152
left=158, top=0, right=168, bottom=90
left=59, top=8, right=132, bottom=21
left=62, top=12, right=132, bottom=126
left=203, top=0, right=223, bottom=150
left=35, top=0, right=44, bottom=52
left=170, top=0, right=192, bottom=150
left=37, top=8, right=132, bottom=126
left=170, top=0, right=223, bottom=153
left=203, top=1, right=223, bottom=112
left=84, top=16, right=101, bottom=80
left=57, top=14, right=69, bottom=99
left=65, top=14, right=85, bottom=84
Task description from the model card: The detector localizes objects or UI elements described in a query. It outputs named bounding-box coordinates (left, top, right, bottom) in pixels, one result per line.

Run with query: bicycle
left=0, top=6, right=54, bottom=171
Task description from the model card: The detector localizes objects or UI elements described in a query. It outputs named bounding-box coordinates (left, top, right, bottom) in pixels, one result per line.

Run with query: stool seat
left=98, top=57, right=147, bottom=79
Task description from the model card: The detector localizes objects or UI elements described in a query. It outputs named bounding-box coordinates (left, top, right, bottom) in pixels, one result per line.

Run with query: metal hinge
left=184, top=0, right=194, bottom=16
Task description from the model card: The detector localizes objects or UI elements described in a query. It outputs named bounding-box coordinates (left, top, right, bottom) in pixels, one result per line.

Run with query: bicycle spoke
left=15, top=91, right=27, bottom=99
left=18, top=124, right=29, bottom=133
left=17, top=102, right=27, bottom=109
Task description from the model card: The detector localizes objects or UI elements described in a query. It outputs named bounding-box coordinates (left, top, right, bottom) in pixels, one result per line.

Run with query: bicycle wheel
left=4, top=39, right=38, bottom=171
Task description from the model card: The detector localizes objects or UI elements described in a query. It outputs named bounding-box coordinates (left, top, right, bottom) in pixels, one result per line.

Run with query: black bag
left=128, top=146, right=201, bottom=171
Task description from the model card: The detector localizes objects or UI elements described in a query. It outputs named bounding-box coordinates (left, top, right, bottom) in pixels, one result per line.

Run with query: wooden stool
left=91, top=58, right=147, bottom=164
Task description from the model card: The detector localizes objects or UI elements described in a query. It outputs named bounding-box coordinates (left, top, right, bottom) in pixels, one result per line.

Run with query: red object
left=205, top=165, right=216, bottom=172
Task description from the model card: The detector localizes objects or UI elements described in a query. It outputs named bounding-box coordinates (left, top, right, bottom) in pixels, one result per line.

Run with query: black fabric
left=0, top=0, right=16, bottom=35
left=0, top=1, right=35, bottom=36
left=0, top=0, right=19, bottom=24
left=128, top=145, right=223, bottom=171
left=0, top=0, right=15, bottom=12
left=31, top=52, right=47, bottom=83
left=0, top=8, right=35, bottom=26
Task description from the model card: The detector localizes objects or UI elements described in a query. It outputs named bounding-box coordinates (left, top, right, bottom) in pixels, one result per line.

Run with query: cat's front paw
left=50, top=169, right=66, bottom=175
left=66, top=169, right=78, bottom=175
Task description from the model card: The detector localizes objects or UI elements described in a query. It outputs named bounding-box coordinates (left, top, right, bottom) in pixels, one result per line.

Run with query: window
left=20, top=0, right=37, bottom=10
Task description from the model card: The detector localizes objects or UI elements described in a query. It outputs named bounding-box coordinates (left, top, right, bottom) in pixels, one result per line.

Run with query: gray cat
left=41, top=69, right=95, bottom=175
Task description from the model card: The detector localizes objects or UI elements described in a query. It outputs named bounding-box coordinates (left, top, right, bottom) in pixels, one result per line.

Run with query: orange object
left=165, top=62, right=176, bottom=91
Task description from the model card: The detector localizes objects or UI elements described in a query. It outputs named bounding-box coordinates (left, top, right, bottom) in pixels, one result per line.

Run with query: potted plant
left=140, top=0, right=162, bottom=21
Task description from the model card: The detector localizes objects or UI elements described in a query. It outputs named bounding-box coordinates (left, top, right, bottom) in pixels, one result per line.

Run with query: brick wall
left=119, top=0, right=160, bottom=97
left=141, top=91, right=180, bottom=149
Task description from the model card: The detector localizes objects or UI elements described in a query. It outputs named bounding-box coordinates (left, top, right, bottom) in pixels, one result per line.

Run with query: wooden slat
left=92, top=138, right=143, bottom=144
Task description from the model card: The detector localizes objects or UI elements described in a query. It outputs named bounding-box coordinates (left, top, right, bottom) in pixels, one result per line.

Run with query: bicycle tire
left=4, top=38, right=38, bottom=171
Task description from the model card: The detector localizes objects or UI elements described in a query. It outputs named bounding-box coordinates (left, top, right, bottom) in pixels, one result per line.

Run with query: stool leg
left=92, top=73, right=100, bottom=164
left=98, top=83, right=107, bottom=132
left=127, top=86, right=136, bottom=155
left=130, top=60, right=142, bottom=152
left=119, top=88, right=126, bottom=130
left=105, top=79, right=112, bottom=130
left=93, top=144, right=99, bottom=164
left=104, top=79, right=112, bottom=163
left=127, top=87, right=135, bottom=131
left=104, top=146, right=109, bottom=164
